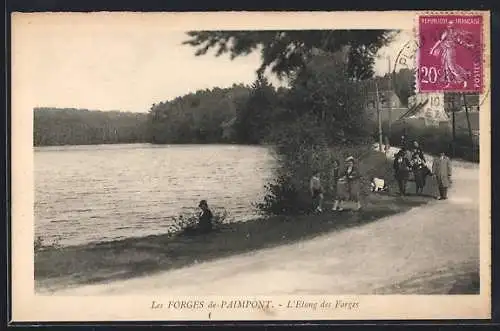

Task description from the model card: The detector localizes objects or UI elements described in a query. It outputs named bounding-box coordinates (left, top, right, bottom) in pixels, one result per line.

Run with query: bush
left=34, top=235, right=61, bottom=253
left=257, top=144, right=396, bottom=215
left=256, top=53, right=383, bottom=216
left=34, top=236, right=44, bottom=252
left=166, top=208, right=230, bottom=236
left=387, top=122, right=479, bottom=162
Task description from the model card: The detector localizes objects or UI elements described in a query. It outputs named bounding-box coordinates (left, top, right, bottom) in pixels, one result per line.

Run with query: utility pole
left=387, top=56, right=393, bottom=138
left=451, top=95, right=456, bottom=158
left=462, top=93, right=475, bottom=160
left=375, top=81, right=383, bottom=152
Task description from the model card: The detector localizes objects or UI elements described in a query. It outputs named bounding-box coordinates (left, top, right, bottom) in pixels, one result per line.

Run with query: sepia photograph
left=11, top=11, right=490, bottom=321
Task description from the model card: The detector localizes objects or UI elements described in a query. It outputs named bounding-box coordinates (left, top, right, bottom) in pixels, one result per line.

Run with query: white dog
left=371, top=177, right=388, bottom=192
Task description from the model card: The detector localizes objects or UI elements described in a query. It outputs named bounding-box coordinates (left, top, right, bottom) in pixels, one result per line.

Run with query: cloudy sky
left=14, top=14, right=414, bottom=113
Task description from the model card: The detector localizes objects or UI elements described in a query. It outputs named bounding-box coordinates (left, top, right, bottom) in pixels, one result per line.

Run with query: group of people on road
left=394, top=139, right=452, bottom=200
left=393, top=140, right=431, bottom=196
left=310, top=139, right=454, bottom=213
left=310, top=155, right=362, bottom=213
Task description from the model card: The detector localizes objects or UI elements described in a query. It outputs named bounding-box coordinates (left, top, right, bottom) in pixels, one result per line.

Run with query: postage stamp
left=417, top=14, right=483, bottom=93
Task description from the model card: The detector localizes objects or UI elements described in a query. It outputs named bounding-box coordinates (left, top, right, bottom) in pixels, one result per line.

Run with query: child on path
left=310, top=171, right=324, bottom=213
left=331, top=160, right=342, bottom=211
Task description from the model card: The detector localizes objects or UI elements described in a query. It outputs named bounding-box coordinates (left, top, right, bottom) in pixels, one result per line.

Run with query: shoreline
left=36, top=190, right=436, bottom=293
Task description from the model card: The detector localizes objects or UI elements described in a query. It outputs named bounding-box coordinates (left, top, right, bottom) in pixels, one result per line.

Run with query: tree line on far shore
left=34, top=108, right=149, bottom=146
left=33, top=68, right=416, bottom=147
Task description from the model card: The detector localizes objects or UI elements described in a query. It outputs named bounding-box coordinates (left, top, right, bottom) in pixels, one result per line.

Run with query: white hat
left=345, top=156, right=354, bottom=162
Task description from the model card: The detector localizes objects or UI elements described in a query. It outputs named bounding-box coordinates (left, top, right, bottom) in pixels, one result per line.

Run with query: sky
left=14, top=15, right=414, bottom=113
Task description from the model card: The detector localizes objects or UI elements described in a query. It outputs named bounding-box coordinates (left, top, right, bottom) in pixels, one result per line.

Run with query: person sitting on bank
left=310, top=171, right=324, bottom=213
left=432, top=151, right=452, bottom=200
left=197, top=200, right=213, bottom=233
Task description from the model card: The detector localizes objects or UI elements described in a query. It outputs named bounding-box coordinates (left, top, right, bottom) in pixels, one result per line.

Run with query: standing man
left=432, top=151, right=452, bottom=200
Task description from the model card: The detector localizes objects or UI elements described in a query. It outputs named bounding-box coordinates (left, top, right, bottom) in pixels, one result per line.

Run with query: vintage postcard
left=11, top=11, right=491, bottom=322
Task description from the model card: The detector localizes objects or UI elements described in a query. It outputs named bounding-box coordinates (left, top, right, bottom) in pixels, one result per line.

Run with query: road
left=50, top=155, right=480, bottom=296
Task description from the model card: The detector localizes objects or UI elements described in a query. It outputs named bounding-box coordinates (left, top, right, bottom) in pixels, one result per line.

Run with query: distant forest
left=34, top=108, right=149, bottom=146
left=33, top=84, right=256, bottom=146
left=33, top=69, right=417, bottom=147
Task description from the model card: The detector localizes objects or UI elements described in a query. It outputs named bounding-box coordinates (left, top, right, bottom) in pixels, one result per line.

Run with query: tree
left=392, top=68, right=416, bottom=107
left=233, top=74, right=281, bottom=144
left=147, top=85, right=252, bottom=144
left=183, top=30, right=397, bottom=80
left=33, top=108, right=149, bottom=146
left=284, top=53, right=371, bottom=145
left=257, top=53, right=374, bottom=215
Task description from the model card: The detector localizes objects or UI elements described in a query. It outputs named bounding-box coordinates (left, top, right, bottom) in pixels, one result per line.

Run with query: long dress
left=411, top=157, right=431, bottom=192
left=344, top=166, right=360, bottom=201
left=431, top=27, right=473, bottom=86
left=330, top=167, right=340, bottom=199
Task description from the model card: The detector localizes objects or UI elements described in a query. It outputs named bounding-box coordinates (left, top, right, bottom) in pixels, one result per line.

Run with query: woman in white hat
left=339, top=156, right=362, bottom=211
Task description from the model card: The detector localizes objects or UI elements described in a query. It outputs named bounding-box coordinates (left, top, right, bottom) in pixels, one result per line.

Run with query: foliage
left=34, top=235, right=61, bottom=253
left=282, top=53, right=373, bottom=145
left=391, top=68, right=416, bottom=107
left=34, top=108, right=149, bottom=146
left=388, top=121, right=479, bottom=162
left=256, top=53, right=381, bottom=215
left=166, top=208, right=230, bottom=236
left=360, top=68, right=416, bottom=108
left=183, top=30, right=397, bottom=80
left=233, top=75, right=286, bottom=144
left=257, top=144, right=396, bottom=215
left=148, top=84, right=251, bottom=144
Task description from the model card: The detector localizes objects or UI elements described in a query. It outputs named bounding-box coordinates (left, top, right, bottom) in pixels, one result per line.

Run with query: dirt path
left=49, top=157, right=479, bottom=296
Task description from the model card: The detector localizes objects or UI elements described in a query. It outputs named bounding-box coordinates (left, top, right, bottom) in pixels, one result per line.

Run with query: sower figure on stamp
left=429, top=21, right=475, bottom=88
left=432, top=151, right=452, bottom=200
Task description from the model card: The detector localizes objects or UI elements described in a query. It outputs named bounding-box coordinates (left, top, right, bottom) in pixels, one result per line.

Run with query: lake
left=35, top=144, right=275, bottom=247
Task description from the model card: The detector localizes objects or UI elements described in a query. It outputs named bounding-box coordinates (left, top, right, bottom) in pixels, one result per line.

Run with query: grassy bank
left=35, top=187, right=437, bottom=293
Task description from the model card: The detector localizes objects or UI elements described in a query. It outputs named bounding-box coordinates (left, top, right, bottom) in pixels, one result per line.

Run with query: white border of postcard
left=11, top=11, right=491, bottom=321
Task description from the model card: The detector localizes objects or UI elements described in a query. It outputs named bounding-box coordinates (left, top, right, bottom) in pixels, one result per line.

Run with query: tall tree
left=183, top=30, right=397, bottom=80
left=392, top=68, right=416, bottom=107
left=234, top=74, right=281, bottom=144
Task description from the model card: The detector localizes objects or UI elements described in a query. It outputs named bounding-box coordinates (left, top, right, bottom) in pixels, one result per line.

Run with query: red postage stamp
left=417, top=14, right=483, bottom=93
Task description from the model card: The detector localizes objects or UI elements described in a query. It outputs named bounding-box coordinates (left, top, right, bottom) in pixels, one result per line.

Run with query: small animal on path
left=371, top=177, right=388, bottom=192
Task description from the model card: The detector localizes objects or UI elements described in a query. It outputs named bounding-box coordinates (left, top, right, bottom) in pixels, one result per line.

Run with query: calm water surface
left=35, top=144, right=274, bottom=247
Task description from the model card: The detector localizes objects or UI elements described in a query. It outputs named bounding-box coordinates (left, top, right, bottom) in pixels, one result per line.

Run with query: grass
left=35, top=187, right=436, bottom=293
